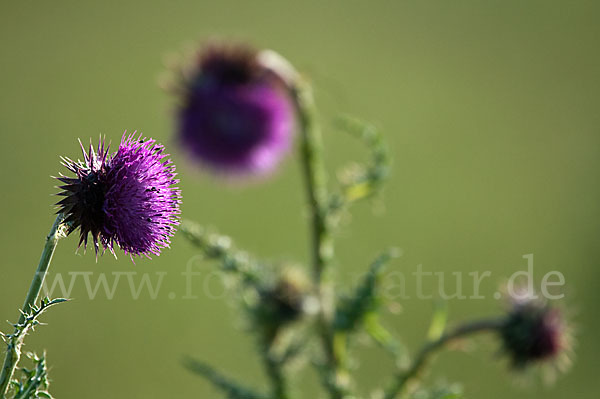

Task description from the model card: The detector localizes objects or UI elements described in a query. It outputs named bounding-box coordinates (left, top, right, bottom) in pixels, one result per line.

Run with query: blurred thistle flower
left=498, top=292, right=572, bottom=375
left=255, top=268, right=316, bottom=333
left=169, top=41, right=296, bottom=176
left=56, top=132, right=181, bottom=258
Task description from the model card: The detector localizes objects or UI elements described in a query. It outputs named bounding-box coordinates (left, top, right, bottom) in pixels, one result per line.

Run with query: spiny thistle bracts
left=499, top=295, right=570, bottom=369
left=56, top=132, right=181, bottom=258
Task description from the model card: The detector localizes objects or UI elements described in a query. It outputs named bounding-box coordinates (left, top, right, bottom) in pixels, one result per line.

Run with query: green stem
left=294, top=81, right=331, bottom=283
left=383, top=318, right=505, bottom=399
left=293, top=81, right=345, bottom=398
left=0, top=215, right=66, bottom=398
left=179, top=220, right=260, bottom=285
left=258, top=326, right=289, bottom=399
left=183, top=357, right=268, bottom=399
left=261, top=342, right=289, bottom=399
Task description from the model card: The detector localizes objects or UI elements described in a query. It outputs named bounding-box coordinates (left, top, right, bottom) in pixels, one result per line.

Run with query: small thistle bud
left=255, top=268, right=314, bottom=331
left=499, top=295, right=570, bottom=369
left=172, top=41, right=296, bottom=176
left=56, top=132, right=181, bottom=258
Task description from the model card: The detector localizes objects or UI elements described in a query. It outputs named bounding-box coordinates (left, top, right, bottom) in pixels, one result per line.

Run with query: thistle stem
left=383, top=318, right=505, bottom=399
left=293, top=81, right=345, bottom=398
left=261, top=345, right=289, bottom=399
left=294, top=81, right=330, bottom=283
left=0, top=215, right=66, bottom=398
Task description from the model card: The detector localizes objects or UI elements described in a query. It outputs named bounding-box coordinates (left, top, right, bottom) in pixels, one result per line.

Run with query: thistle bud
left=499, top=295, right=570, bottom=370
left=254, top=268, right=314, bottom=332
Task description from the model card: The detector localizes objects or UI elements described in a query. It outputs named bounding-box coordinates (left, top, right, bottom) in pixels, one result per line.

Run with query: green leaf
left=333, top=115, right=390, bottom=205
left=11, top=353, right=54, bottom=399
left=426, top=300, right=448, bottom=341
left=334, top=249, right=400, bottom=332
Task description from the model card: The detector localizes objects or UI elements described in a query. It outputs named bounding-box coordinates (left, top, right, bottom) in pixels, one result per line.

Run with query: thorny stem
left=293, top=80, right=345, bottom=399
left=260, top=335, right=289, bottom=399
left=294, top=84, right=331, bottom=283
left=179, top=221, right=260, bottom=285
left=0, top=215, right=66, bottom=398
left=183, top=357, right=268, bottom=399
left=180, top=221, right=290, bottom=398
left=383, top=318, right=505, bottom=399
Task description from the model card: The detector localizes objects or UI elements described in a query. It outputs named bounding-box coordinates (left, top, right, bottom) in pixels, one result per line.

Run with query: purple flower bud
left=56, top=132, right=181, bottom=258
left=173, top=42, right=296, bottom=176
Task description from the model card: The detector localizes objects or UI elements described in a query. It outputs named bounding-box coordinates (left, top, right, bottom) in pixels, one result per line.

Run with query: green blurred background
left=1, top=0, right=598, bottom=397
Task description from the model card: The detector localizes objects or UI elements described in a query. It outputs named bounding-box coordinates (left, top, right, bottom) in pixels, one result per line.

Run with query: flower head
left=252, top=267, right=316, bottom=341
left=56, top=132, right=181, bottom=258
left=499, top=294, right=571, bottom=371
left=258, top=268, right=312, bottom=325
left=171, top=41, right=296, bottom=176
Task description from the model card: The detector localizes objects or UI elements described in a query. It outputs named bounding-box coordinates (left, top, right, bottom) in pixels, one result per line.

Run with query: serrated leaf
left=334, top=249, right=400, bottom=332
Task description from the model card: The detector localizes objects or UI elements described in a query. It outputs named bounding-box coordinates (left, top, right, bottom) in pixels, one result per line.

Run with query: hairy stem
left=294, top=80, right=331, bottom=282
left=261, top=344, right=289, bottom=399
left=293, top=80, right=345, bottom=398
left=183, top=357, right=268, bottom=399
left=179, top=220, right=260, bottom=285
left=383, top=318, right=505, bottom=399
left=0, top=215, right=66, bottom=398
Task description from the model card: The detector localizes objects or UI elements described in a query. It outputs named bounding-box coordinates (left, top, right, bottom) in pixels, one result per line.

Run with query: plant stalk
left=383, top=318, right=505, bottom=399
left=293, top=80, right=345, bottom=399
left=0, top=215, right=66, bottom=398
left=261, top=345, right=288, bottom=399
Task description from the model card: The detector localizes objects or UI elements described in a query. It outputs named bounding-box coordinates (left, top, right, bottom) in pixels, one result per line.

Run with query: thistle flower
left=56, top=132, right=181, bottom=257
left=172, top=42, right=296, bottom=176
left=499, top=294, right=571, bottom=371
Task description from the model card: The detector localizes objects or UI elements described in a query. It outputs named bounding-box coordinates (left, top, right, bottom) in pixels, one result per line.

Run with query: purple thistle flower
left=174, top=42, right=296, bottom=176
left=56, top=132, right=181, bottom=258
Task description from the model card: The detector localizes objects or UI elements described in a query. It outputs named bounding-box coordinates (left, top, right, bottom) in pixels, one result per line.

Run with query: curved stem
left=0, top=215, right=66, bottom=398
left=383, top=318, right=505, bottom=399
left=294, top=81, right=331, bottom=283
left=293, top=81, right=345, bottom=398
